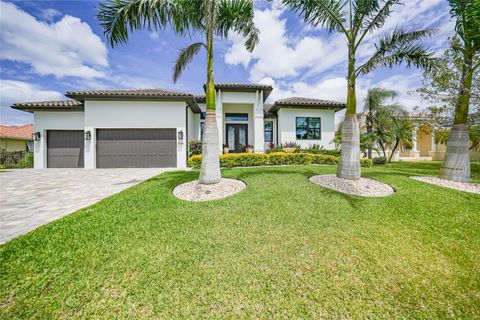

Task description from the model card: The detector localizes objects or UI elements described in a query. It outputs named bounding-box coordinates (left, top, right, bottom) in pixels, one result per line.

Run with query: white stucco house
left=12, top=83, right=345, bottom=169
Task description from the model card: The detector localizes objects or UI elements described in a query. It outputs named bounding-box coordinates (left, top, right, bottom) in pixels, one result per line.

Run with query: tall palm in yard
left=97, top=0, right=259, bottom=184
left=363, top=87, right=397, bottom=158
left=440, top=0, right=480, bottom=182
left=280, top=0, right=438, bottom=180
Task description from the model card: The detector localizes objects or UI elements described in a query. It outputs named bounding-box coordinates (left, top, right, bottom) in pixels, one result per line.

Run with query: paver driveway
left=0, top=168, right=178, bottom=244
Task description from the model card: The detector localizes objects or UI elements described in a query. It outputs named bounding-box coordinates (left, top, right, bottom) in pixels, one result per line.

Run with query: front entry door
left=226, top=124, right=248, bottom=153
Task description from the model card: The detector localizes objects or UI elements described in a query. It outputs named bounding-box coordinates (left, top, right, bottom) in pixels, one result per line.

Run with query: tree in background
left=98, top=0, right=259, bottom=185
left=417, top=36, right=479, bottom=121
left=363, top=87, right=397, bottom=158
left=280, top=0, right=438, bottom=180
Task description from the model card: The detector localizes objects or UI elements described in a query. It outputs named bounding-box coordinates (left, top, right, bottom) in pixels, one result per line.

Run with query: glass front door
left=226, top=124, right=248, bottom=153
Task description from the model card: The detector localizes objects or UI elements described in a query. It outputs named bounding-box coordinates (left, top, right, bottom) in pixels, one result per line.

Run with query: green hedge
left=188, top=152, right=372, bottom=168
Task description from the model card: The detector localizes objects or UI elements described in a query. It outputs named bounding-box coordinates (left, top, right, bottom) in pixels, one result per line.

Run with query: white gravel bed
left=173, top=178, right=246, bottom=201
left=309, top=174, right=395, bottom=197
left=411, top=176, right=480, bottom=194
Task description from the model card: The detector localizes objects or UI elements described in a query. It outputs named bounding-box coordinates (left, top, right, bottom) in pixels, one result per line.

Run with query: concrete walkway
left=0, top=168, right=177, bottom=244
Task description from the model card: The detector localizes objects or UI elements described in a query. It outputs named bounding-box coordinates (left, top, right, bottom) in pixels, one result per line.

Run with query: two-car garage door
left=96, top=129, right=177, bottom=168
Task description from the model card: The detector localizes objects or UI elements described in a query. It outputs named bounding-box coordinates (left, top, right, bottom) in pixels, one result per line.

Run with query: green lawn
left=1, top=162, right=479, bottom=319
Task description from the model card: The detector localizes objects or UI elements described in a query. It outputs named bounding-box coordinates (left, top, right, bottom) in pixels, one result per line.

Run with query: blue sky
left=1, top=0, right=454, bottom=125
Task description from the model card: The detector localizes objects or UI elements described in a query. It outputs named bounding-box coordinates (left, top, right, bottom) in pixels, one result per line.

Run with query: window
left=264, top=121, right=273, bottom=142
left=296, top=117, right=321, bottom=140
left=200, top=122, right=205, bottom=140
left=200, top=112, right=206, bottom=120
left=225, top=113, right=248, bottom=121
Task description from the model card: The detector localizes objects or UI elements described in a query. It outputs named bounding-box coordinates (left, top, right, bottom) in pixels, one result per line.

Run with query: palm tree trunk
left=388, top=139, right=399, bottom=162
left=337, top=45, right=360, bottom=180
left=440, top=45, right=473, bottom=183
left=367, top=124, right=372, bottom=159
left=199, top=30, right=221, bottom=184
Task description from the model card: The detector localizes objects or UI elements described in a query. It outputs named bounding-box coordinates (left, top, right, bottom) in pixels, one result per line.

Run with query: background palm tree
left=439, top=0, right=480, bottom=182
left=98, top=0, right=259, bottom=184
left=363, top=87, right=397, bottom=158
left=280, top=0, right=438, bottom=180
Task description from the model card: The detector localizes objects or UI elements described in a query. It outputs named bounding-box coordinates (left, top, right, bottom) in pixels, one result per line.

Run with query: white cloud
left=0, top=1, right=108, bottom=79
left=224, top=5, right=341, bottom=81
left=0, top=80, right=64, bottom=125
left=40, top=8, right=62, bottom=22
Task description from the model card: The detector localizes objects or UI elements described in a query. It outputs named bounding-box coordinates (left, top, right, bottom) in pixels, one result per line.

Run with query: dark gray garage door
left=47, top=130, right=84, bottom=168
left=96, top=129, right=177, bottom=168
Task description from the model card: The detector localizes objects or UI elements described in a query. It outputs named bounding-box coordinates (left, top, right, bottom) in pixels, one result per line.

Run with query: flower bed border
left=188, top=152, right=372, bottom=168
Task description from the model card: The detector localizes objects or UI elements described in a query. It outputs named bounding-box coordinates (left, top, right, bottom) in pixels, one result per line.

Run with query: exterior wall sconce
left=32, top=132, right=41, bottom=141
left=178, top=130, right=184, bottom=140
left=84, top=131, right=91, bottom=140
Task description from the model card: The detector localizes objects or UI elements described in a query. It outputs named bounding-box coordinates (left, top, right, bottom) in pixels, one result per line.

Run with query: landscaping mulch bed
left=411, top=176, right=480, bottom=194
left=309, top=174, right=395, bottom=197
left=173, top=178, right=246, bottom=201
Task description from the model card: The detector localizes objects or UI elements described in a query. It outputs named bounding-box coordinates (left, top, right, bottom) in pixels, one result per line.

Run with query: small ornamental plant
left=282, top=141, right=300, bottom=153
left=244, top=144, right=254, bottom=153
left=188, top=140, right=202, bottom=156
left=222, top=144, right=229, bottom=154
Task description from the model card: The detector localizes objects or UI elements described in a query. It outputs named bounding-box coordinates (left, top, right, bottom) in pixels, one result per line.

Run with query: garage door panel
left=47, top=130, right=84, bottom=168
left=96, top=129, right=176, bottom=168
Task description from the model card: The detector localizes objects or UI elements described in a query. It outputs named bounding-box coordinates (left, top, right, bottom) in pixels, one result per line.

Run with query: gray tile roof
left=194, top=95, right=206, bottom=103
left=271, top=97, right=346, bottom=112
left=11, top=100, right=84, bottom=112
left=66, top=88, right=193, bottom=99
left=214, top=83, right=273, bottom=90
left=209, top=83, right=273, bottom=100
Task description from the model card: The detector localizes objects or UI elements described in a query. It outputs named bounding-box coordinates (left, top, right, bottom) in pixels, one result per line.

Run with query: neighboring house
left=0, top=124, right=33, bottom=152
left=359, top=113, right=480, bottom=161
left=12, top=83, right=345, bottom=169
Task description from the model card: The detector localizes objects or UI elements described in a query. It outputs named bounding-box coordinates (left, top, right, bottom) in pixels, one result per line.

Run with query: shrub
left=268, top=152, right=312, bottom=165
left=188, top=153, right=372, bottom=168
left=311, top=154, right=338, bottom=165
left=361, top=158, right=373, bottom=167
left=188, top=140, right=202, bottom=156
left=300, top=146, right=341, bottom=157
left=373, top=156, right=387, bottom=165
left=19, top=152, right=33, bottom=168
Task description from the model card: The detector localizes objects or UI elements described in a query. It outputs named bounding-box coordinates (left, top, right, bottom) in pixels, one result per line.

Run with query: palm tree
left=363, top=87, right=397, bottom=158
left=280, top=0, right=438, bottom=180
left=97, top=0, right=259, bottom=184
left=440, top=0, right=480, bottom=182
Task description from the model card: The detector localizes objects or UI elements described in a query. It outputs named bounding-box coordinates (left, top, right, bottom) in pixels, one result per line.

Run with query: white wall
left=84, top=100, right=188, bottom=168
left=33, top=112, right=84, bottom=169
left=277, top=108, right=336, bottom=149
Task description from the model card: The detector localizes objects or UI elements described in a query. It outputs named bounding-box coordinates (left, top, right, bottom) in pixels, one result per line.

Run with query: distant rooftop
left=0, top=124, right=33, bottom=140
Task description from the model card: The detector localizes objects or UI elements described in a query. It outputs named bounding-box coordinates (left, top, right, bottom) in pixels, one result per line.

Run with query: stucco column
left=412, top=126, right=420, bottom=158
left=253, top=90, right=265, bottom=153
left=84, top=127, right=95, bottom=169
left=216, top=89, right=223, bottom=152
left=33, top=128, right=46, bottom=169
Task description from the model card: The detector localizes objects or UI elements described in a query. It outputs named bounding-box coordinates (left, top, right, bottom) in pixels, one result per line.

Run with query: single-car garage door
left=47, top=130, right=84, bottom=168
left=96, top=129, right=177, bottom=168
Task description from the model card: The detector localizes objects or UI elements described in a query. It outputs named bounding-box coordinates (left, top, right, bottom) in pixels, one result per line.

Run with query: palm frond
left=97, top=0, right=196, bottom=47
left=364, top=87, right=397, bottom=113
left=280, top=0, right=348, bottom=35
left=449, top=0, right=480, bottom=50
left=216, top=0, right=259, bottom=52
left=352, top=0, right=380, bottom=35
left=357, top=28, right=439, bottom=75
left=173, top=42, right=206, bottom=83
left=356, top=0, right=401, bottom=42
